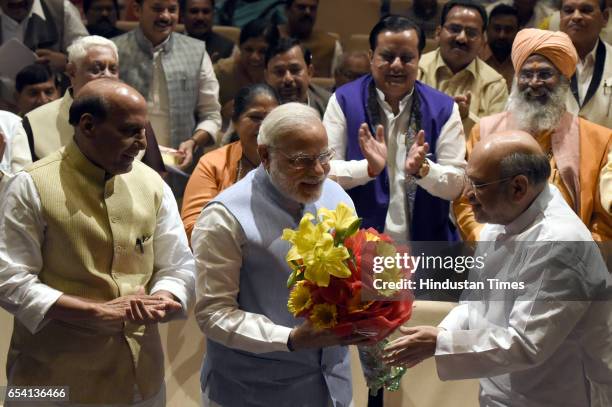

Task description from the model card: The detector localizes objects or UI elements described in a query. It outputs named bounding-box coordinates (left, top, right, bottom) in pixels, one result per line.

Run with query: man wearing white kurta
left=384, top=131, right=612, bottom=407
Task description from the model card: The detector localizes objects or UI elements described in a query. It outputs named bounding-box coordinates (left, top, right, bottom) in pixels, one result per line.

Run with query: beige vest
left=8, top=141, right=165, bottom=404
left=25, top=91, right=74, bottom=160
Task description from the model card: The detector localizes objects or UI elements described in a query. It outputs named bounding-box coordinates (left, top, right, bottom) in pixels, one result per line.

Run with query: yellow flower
left=303, top=233, right=351, bottom=287
left=282, top=213, right=315, bottom=246
left=282, top=213, right=329, bottom=263
left=286, top=244, right=301, bottom=263
left=287, top=281, right=313, bottom=316
left=310, top=303, right=338, bottom=330
left=318, top=202, right=358, bottom=233
left=365, top=232, right=381, bottom=242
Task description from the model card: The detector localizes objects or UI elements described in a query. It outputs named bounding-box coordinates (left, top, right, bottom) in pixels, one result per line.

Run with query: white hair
left=257, top=102, right=322, bottom=146
left=506, top=76, right=569, bottom=134
left=67, top=36, right=119, bottom=66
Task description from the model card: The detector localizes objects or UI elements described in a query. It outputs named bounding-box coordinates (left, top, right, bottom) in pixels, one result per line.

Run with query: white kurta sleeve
left=149, top=182, right=196, bottom=316
left=191, top=204, right=291, bottom=353
left=324, top=93, right=374, bottom=189
left=10, top=123, right=33, bottom=173
left=0, top=173, right=63, bottom=334
left=415, top=103, right=466, bottom=201
left=194, top=51, right=222, bottom=144
left=192, top=203, right=293, bottom=354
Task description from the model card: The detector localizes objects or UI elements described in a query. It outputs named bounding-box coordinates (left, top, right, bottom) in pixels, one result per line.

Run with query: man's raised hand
left=405, top=130, right=429, bottom=175
left=358, top=123, right=387, bottom=177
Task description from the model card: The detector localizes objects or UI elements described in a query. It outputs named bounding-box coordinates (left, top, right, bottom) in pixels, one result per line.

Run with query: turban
left=511, top=28, right=578, bottom=79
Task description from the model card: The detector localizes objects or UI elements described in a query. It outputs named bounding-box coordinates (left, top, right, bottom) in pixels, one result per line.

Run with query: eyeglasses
left=518, top=69, right=558, bottom=82
left=443, top=23, right=481, bottom=40
left=271, top=147, right=335, bottom=169
left=464, top=174, right=514, bottom=191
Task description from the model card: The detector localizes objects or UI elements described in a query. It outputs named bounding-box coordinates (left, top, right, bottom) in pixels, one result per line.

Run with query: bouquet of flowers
left=283, top=202, right=413, bottom=394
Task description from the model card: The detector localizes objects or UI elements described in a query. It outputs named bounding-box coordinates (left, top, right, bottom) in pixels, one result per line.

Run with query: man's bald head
left=70, top=79, right=148, bottom=175
left=70, top=79, right=146, bottom=123
left=467, top=130, right=551, bottom=225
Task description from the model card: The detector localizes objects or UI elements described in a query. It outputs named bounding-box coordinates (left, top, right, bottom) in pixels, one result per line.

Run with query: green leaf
left=287, top=270, right=298, bottom=288
left=344, top=218, right=362, bottom=238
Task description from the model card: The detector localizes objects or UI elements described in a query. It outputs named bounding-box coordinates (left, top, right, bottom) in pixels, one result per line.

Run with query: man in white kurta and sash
left=0, top=79, right=195, bottom=406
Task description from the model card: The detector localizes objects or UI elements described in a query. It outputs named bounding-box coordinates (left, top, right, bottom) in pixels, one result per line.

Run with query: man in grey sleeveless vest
left=112, top=0, right=221, bottom=196
left=192, top=103, right=372, bottom=407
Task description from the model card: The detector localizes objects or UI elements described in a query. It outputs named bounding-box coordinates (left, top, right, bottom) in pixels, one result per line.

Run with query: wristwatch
left=415, top=159, right=430, bottom=179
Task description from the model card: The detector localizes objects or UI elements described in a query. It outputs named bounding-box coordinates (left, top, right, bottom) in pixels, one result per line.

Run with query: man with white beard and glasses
left=454, top=28, right=612, bottom=242
left=192, top=103, right=371, bottom=407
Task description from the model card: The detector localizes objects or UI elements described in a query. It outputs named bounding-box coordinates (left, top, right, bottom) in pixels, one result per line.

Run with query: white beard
left=506, top=78, right=569, bottom=134
left=268, top=160, right=324, bottom=204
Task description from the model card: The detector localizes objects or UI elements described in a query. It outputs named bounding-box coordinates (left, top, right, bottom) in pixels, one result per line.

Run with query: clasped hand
left=94, top=288, right=182, bottom=325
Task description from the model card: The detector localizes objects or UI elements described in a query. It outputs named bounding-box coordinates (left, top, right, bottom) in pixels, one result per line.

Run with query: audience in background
left=18, top=36, right=165, bottom=173
left=0, top=0, right=88, bottom=71
left=486, top=0, right=555, bottom=28
left=113, top=0, right=221, bottom=196
left=84, top=0, right=124, bottom=38
left=333, top=51, right=370, bottom=89
left=480, top=4, right=519, bottom=90
left=214, top=0, right=286, bottom=27
left=0, top=0, right=88, bottom=110
left=419, top=0, right=508, bottom=135
left=182, top=83, right=279, bottom=241
left=559, top=0, right=612, bottom=129
left=454, top=28, right=612, bottom=242
left=265, top=37, right=330, bottom=117
left=215, top=18, right=278, bottom=125
left=14, top=64, right=60, bottom=116
left=278, top=0, right=342, bottom=77
left=542, top=0, right=612, bottom=45
left=184, top=0, right=236, bottom=63
left=404, top=0, right=443, bottom=38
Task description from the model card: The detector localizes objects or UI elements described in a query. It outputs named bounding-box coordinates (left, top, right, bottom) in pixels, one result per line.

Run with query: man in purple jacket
left=323, top=15, right=467, bottom=244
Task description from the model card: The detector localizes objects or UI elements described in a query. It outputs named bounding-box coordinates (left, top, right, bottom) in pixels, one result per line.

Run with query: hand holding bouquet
left=283, top=202, right=414, bottom=393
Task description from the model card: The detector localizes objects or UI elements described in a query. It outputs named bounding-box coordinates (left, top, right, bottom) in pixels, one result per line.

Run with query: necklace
left=236, top=154, right=257, bottom=181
